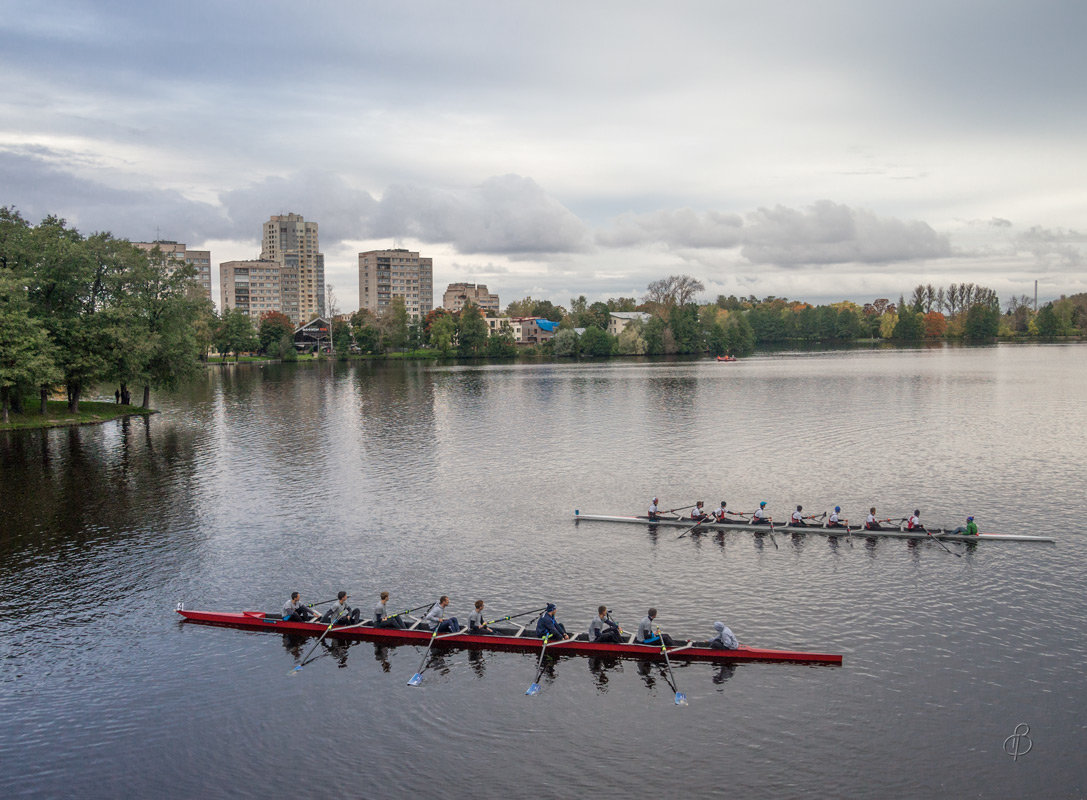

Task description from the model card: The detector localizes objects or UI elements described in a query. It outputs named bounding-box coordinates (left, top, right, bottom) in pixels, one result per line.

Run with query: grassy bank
left=0, top=400, right=155, bottom=431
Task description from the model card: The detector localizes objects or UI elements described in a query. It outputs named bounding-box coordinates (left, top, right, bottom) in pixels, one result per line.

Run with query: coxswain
left=906, top=509, right=926, bottom=532
left=536, top=603, right=569, bottom=640
left=751, top=501, right=771, bottom=525
left=865, top=507, right=883, bottom=531
left=827, top=506, right=846, bottom=528
left=588, top=606, right=623, bottom=644
left=374, top=591, right=406, bottom=628
left=648, top=497, right=661, bottom=521
left=789, top=505, right=807, bottom=528
left=950, top=516, right=979, bottom=536
left=468, top=600, right=495, bottom=634
left=282, top=591, right=315, bottom=622
left=425, top=596, right=461, bottom=633
left=690, top=501, right=709, bottom=522
left=704, top=621, right=738, bottom=650
left=320, top=591, right=360, bottom=625
left=636, top=608, right=679, bottom=647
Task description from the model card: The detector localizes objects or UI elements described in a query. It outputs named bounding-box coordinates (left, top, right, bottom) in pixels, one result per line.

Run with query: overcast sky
left=2, top=0, right=1084, bottom=311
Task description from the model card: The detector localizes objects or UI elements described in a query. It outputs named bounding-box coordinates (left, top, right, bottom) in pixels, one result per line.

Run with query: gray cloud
left=1014, top=225, right=1085, bottom=268
left=596, top=200, right=951, bottom=267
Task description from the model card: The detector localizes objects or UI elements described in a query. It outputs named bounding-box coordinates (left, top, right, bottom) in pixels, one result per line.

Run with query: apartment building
left=358, top=249, right=433, bottom=321
left=132, top=240, right=213, bottom=301
left=220, top=260, right=282, bottom=321
left=262, top=213, right=324, bottom=325
left=607, top=311, right=651, bottom=337
left=442, top=282, right=500, bottom=315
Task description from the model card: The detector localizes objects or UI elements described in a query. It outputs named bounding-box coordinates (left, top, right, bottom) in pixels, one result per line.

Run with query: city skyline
left=2, top=1, right=1085, bottom=312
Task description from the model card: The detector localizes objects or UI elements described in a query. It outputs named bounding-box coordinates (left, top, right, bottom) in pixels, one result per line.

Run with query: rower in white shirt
left=648, top=497, right=661, bottom=521
left=751, top=501, right=771, bottom=525
left=827, top=506, right=846, bottom=528
left=790, top=505, right=807, bottom=528
left=865, top=507, right=883, bottom=531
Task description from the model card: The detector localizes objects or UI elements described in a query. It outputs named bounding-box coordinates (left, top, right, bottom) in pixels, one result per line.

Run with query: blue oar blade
left=526, top=682, right=541, bottom=696
left=407, top=672, right=423, bottom=686
left=290, top=664, right=304, bottom=674
left=674, top=691, right=688, bottom=706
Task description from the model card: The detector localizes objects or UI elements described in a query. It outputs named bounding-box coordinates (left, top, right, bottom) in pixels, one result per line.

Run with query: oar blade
left=407, top=672, right=423, bottom=686
left=526, top=682, right=541, bottom=696
left=289, top=664, right=304, bottom=675
left=674, top=690, right=688, bottom=706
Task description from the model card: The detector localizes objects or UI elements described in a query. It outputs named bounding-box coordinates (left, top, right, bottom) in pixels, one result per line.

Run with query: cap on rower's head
left=967, top=516, right=974, bottom=521
left=835, top=506, right=841, bottom=513
left=760, top=501, right=767, bottom=507
left=652, top=497, right=658, bottom=502
left=545, top=603, right=556, bottom=613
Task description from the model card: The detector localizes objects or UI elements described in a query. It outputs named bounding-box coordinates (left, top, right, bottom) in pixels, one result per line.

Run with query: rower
left=536, top=603, right=570, bottom=640
left=950, top=516, right=979, bottom=536
left=865, top=507, right=883, bottom=531
left=282, top=591, right=315, bottom=622
left=425, top=596, right=461, bottom=633
left=712, top=501, right=732, bottom=522
left=468, top=600, right=495, bottom=634
left=648, top=497, right=661, bottom=521
left=636, top=608, right=678, bottom=647
left=751, top=501, right=771, bottom=525
left=374, top=591, right=406, bottom=628
left=827, top=506, right=846, bottom=528
left=320, top=591, right=360, bottom=625
left=588, top=606, right=623, bottom=644
left=790, top=505, right=807, bottom=528
left=906, top=509, right=926, bottom=532
left=704, top=621, right=738, bottom=650
left=690, top=500, right=709, bottom=522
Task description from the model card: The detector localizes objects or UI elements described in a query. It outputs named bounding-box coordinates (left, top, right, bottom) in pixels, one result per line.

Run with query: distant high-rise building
left=261, top=213, right=324, bottom=325
left=132, top=240, right=213, bottom=301
left=442, top=282, right=500, bottom=315
left=220, top=260, right=282, bottom=321
left=358, top=249, right=433, bottom=321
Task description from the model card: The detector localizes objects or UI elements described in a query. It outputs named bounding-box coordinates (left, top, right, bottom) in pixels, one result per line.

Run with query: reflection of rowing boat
left=176, top=609, right=842, bottom=665
left=573, top=512, right=1056, bottom=543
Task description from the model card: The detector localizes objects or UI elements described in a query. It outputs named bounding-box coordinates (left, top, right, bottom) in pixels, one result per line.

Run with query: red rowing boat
left=176, top=609, right=843, bottom=665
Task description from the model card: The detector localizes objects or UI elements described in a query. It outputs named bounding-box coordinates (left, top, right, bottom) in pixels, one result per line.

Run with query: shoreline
left=0, top=401, right=156, bottom=432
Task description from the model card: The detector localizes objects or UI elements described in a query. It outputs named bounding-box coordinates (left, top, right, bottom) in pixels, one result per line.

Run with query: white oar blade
left=407, top=673, right=423, bottom=686
left=674, top=691, right=688, bottom=706
left=526, top=682, right=541, bottom=696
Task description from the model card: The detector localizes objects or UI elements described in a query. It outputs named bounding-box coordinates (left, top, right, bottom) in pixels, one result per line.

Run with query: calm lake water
left=2, top=344, right=1086, bottom=799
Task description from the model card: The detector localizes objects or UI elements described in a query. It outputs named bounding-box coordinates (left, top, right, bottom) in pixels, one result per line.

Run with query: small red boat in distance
left=716, top=355, right=737, bottom=362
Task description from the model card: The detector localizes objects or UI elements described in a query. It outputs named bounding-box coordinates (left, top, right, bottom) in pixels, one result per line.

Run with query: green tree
left=429, top=314, right=457, bottom=354
left=616, top=319, right=647, bottom=354
left=579, top=325, right=615, bottom=356
left=668, top=304, right=703, bottom=353
left=964, top=302, right=1000, bottom=340
left=892, top=311, right=924, bottom=341
left=332, top=319, right=352, bottom=355
left=456, top=301, right=489, bottom=357
left=215, top=308, right=258, bottom=360
left=0, top=273, right=59, bottom=422
left=380, top=297, right=410, bottom=350
left=1035, top=303, right=1060, bottom=337
left=485, top=330, right=517, bottom=358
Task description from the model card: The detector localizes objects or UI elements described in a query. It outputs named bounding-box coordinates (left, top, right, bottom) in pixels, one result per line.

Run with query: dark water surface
left=2, top=345, right=1086, bottom=798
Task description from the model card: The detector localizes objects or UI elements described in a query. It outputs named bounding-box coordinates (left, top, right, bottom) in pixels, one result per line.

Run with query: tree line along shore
left=3, top=209, right=1085, bottom=429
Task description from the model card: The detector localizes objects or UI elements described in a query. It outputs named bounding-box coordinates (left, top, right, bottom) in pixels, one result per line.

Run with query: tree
left=215, top=308, right=258, bottom=360
left=606, top=297, right=638, bottom=311
left=879, top=311, right=898, bottom=339
left=644, top=275, right=704, bottom=307
left=456, top=301, right=489, bottom=357
left=332, top=319, right=352, bottom=355
left=259, top=311, right=295, bottom=354
left=964, top=303, right=999, bottom=340
left=532, top=299, right=565, bottom=323
left=1035, top=303, right=1061, bottom=337
left=551, top=328, right=580, bottom=357
left=923, top=311, right=948, bottom=338
left=616, top=319, right=647, bottom=354
left=429, top=314, right=456, bottom=354
left=668, top=304, right=703, bottom=353
left=579, top=325, right=615, bottom=357
left=0, top=273, right=59, bottom=422
left=892, top=311, right=924, bottom=341
left=485, top=329, right=517, bottom=358
left=379, top=297, right=409, bottom=350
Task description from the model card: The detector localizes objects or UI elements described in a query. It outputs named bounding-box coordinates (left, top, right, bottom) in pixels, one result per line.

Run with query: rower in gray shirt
left=636, top=608, right=678, bottom=647
left=374, top=591, right=405, bottom=628
left=282, top=592, right=314, bottom=622
left=468, top=600, right=494, bottom=634
left=588, top=605, right=623, bottom=643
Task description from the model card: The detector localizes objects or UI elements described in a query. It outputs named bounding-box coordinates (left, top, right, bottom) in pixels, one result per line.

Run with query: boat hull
left=176, top=609, right=842, bottom=665
left=573, top=512, right=1056, bottom=543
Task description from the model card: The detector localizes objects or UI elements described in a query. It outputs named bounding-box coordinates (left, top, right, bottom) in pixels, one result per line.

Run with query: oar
left=923, top=528, right=962, bottom=558
left=655, top=626, right=687, bottom=706
left=479, top=606, right=548, bottom=630
left=675, top=515, right=713, bottom=539
left=662, top=504, right=696, bottom=515
left=842, top=521, right=854, bottom=549
left=290, top=607, right=346, bottom=674
left=525, top=633, right=553, bottom=696
left=407, top=607, right=445, bottom=686
left=766, top=517, right=779, bottom=549
left=386, top=602, right=432, bottom=624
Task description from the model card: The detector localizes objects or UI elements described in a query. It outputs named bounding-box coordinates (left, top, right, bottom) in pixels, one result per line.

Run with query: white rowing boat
left=572, top=512, right=1056, bottom=543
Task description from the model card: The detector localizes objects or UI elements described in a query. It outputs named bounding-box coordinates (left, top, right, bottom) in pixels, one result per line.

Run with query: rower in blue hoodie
left=536, top=603, right=570, bottom=640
